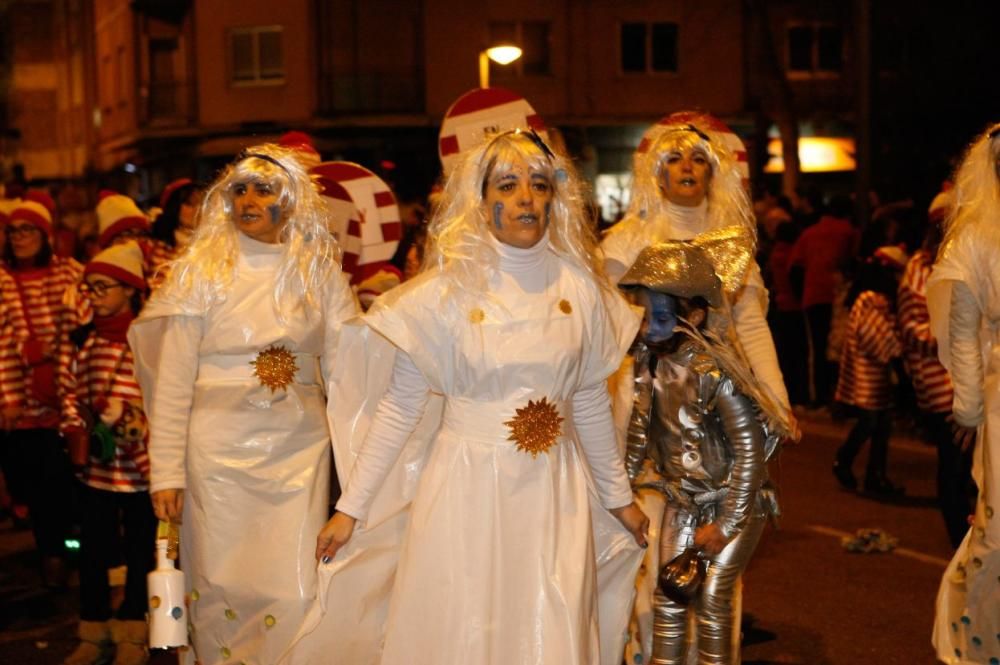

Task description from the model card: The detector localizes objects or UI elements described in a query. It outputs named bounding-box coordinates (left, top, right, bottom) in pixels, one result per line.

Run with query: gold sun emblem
left=250, top=346, right=299, bottom=392
left=504, top=397, right=564, bottom=458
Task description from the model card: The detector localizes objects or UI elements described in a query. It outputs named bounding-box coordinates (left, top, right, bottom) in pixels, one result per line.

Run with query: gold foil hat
left=619, top=241, right=723, bottom=307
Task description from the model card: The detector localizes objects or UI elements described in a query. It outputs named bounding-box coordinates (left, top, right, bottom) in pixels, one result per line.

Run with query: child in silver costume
left=620, top=241, right=786, bottom=665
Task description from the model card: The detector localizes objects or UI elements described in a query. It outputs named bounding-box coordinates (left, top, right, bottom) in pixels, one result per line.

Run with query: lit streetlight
left=479, top=44, right=523, bottom=89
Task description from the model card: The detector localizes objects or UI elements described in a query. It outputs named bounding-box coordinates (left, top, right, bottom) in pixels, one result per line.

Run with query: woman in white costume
left=928, top=124, right=1000, bottom=665
left=602, top=118, right=790, bottom=412
left=128, top=145, right=357, bottom=665
left=316, top=129, right=648, bottom=664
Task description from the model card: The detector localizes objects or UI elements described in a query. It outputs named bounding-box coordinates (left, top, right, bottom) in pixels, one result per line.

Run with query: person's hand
left=610, top=501, right=649, bottom=548
left=948, top=416, right=977, bottom=453
left=316, top=512, right=357, bottom=563
left=152, top=489, right=184, bottom=524
left=1, top=405, right=22, bottom=431
left=694, top=522, right=729, bottom=556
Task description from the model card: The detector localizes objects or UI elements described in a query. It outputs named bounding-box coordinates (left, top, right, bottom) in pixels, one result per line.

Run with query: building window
left=488, top=21, right=551, bottom=77
left=230, top=26, right=284, bottom=86
left=787, top=23, right=843, bottom=77
left=620, top=21, right=678, bottom=74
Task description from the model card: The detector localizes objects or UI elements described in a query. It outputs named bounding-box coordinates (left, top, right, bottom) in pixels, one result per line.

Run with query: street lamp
left=479, top=44, right=523, bottom=89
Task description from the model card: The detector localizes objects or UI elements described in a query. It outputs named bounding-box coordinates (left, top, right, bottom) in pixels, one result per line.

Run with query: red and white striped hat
left=97, top=191, right=149, bottom=248
left=638, top=111, right=750, bottom=184
left=438, top=87, right=547, bottom=176
left=85, top=240, right=146, bottom=289
left=312, top=161, right=402, bottom=279
left=9, top=200, right=54, bottom=236
left=0, top=197, right=21, bottom=227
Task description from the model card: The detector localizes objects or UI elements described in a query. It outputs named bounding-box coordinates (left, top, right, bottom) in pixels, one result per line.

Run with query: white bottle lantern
left=148, top=538, right=187, bottom=649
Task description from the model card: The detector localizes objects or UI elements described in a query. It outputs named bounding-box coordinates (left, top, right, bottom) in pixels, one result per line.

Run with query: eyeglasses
left=5, top=225, right=41, bottom=239
left=79, top=282, right=127, bottom=298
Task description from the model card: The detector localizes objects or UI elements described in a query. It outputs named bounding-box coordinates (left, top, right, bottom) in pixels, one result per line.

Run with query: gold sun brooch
left=250, top=346, right=299, bottom=392
left=504, top=397, right=564, bottom=458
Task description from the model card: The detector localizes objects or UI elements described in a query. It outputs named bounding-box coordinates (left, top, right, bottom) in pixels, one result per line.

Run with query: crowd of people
left=0, top=108, right=996, bottom=665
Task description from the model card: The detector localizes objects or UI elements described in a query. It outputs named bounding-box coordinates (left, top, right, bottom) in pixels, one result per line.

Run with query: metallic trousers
left=651, top=508, right=765, bottom=665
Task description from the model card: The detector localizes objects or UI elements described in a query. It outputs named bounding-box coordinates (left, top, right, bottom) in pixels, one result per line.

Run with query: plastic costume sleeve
left=133, top=315, right=204, bottom=493
left=713, top=385, right=766, bottom=540
left=949, top=281, right=985, bottom=427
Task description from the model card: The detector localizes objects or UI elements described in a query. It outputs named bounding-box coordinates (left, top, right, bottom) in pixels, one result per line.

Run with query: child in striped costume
left=61, top=241, right=155, bottom=665
left=832, top=246, right=908, bottom=496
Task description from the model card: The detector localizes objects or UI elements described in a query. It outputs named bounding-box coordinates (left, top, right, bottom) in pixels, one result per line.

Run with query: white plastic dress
left=128, top=233, right=357, bottom=665
left=285, top=233, right=643, bottom=665
left=927, top=219, right=1000, bottom=665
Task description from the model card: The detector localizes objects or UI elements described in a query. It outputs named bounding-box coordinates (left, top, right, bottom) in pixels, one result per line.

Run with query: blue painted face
left=637, top=288, right=678, bottom=345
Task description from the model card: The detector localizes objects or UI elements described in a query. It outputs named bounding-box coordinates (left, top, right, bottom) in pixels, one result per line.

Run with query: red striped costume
left=897, top=249, right=953, bottom=413
left=0, top=257, right=84, bottom=429
left=60, top=333, right=149, bottom=492
left=835, top=290, right=903, bottom=410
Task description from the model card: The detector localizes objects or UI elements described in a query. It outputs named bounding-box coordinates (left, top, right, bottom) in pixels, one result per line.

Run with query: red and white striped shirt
left=139, top=237, right=176, bottom=291
left=61, top=332, right=150, bottom=492
left=0, top=257, right=84, bottom=429
left=835, top=290, right=903, bottom=411
left=897, top=250, right=953, bottom=413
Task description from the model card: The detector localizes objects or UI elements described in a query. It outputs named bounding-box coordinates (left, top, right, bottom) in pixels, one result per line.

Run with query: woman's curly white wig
left=424, top=129, right=607, bottom=310
left=160, top=143, right=340, bottom=317
left=627, top=120, right=756, bottom=241
left=943, top=122, right=1000, bottom=244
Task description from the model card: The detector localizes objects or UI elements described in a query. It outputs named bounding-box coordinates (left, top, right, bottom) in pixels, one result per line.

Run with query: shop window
left=230, top=26, right=284, bottom=86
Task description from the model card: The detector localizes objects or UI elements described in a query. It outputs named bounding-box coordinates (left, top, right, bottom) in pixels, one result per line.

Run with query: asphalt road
left=0, top=409, right=955, bottom=664
left=741, top=410, right=954, bottom=665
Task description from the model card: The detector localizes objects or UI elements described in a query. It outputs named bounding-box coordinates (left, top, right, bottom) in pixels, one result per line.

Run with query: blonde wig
left=161, top=144, right=340, bottom=317
left=423, top=129, right=607, bottom=311
left=627, top=120, right=756, bottom=242
left=942, top=122, right=1000, bottom=245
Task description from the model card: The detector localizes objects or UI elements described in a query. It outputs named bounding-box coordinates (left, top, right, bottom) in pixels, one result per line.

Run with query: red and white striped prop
left=637, top=111, right=750, bottom=183
left=312, top=162, right=402, bottom=278
left=438, top=87, right=547, bottom=176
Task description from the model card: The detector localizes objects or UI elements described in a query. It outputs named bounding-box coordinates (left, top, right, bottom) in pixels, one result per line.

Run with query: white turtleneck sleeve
left=335, top=351, right=431, bottom=523
left=731, top=265, right=790, bottom=410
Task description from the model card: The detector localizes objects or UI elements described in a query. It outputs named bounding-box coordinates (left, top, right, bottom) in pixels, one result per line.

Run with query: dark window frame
left=229, top=25, right=285, bottom=87
left=619, top=20, right=679, bottom=75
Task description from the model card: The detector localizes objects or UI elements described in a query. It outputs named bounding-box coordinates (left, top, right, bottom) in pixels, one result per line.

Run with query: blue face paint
left=554, top=168, right=568, bottom=183
left=493, top=202, right=504, bottom=230
left=640, top=289, right=678, bottom=345
left=268, top=204, right=282, bottom=226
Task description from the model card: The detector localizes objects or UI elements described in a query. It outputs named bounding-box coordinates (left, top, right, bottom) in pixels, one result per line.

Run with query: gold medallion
left=469, top=308, right=485, bottom=323
left=250, top=346, right=298, bottom=392
left=504, top=397, right=564, bottom=458
left=558, top=299, right=572, bottom=314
